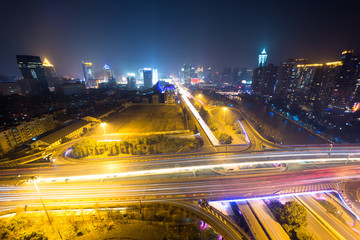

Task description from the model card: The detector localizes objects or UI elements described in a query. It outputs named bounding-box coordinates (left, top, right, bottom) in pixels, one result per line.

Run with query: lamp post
left=222, top=107, right=227, bottom=157
left=222, top=107, right=227, bottom=133
left=328, top=143, right=333, bottom=158
left=28, top=176, right=52, bottom=226
left=100, top=123, right=107, bottom=140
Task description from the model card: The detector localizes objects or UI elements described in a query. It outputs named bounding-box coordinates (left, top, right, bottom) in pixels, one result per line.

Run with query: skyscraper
left=152, top=68, right=158, bottom=85
left=252, top=63, right=278, bottom=96
left=143, top=68, right=153, bottom=89
left=42, top=58, right=56, bottom=78
left=274, top=59, right=309, bottom=99
left=205, top=67, right=212, bottom=82
left=16, top=55, right=49, bottom=95
left=258, top=49, right=267, bottom=67
left=127, top=73, right=136, bottom=90
left=222, top=68, right=231, bottom=83
left=103, top=64, right=113, bottom=81
left=82, top=61, right=94, bottom=87
left=182, top=64, right=191, bottom=85
left=330, top=50, right=360, bottom=112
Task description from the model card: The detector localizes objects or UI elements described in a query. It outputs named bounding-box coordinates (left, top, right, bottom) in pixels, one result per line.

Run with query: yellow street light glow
left=325, top=61, right=343, bottom=66
left=100, top=123, right=107, bottom=140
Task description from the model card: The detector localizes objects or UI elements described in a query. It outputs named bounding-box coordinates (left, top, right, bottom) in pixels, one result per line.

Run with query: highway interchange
left=1, top=87, right=360, bottom=239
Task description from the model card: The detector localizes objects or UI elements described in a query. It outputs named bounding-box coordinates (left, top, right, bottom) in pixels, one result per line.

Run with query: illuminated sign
left=191, top=78, right=200, bottom=83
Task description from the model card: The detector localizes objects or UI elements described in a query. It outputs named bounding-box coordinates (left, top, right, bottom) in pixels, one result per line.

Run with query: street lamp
left=28, top=176, right=52, bottom=226
left=100, top=123, right=107, bottom=140
left=328, top=143, right=333, bottom=158
left=222, top=107, right=227, bottom=133
left=222, top=107, right=228, bottom=157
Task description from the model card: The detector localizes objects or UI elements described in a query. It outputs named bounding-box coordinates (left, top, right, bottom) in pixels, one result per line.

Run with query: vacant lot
left=106, top=104, right=187, bottom=134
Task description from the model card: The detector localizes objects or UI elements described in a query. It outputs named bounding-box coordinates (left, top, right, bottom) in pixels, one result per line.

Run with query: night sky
left=0, top=0, right=359, bottom=77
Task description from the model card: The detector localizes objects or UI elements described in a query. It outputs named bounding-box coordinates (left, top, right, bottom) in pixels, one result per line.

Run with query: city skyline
left=1, top=0, right=359, bottom=76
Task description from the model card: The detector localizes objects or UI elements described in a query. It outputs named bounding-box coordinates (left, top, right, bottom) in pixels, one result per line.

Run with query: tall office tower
left=307, top=61, right=343, bottom=114
left=222, top=68, right=231, bottom=83
left=42, top=58, right=56, bottom=78
left=152, top=68, right=158, bottom=85
left=205, top=67, right=212, bottom=82
left=127, top=73, right=136, bottom=90
left=288, top=63, right=322, bottom=107
left=82, top=61, right=94, bottom=83
left=143, top=68, right=153, bottom=89
left=103, top=64, right=114, bottom=81
left=232, top=68, right=239, bottom=83
left=16, top=55, right=49, bottom=95
left=239, top=67, right=248, bottom=81
left=330, top=50, right=360, bottom=112
left=274, top=59, right=297, bottom=99
left=258, top=49, right=267, bottom=67
left=182, top=64, right=192, bottom=85
left=195, top=67, right=204, bottom=80
left=190, top=66, right=196, bottom=78
left=251, top=63, right=278, bottom=96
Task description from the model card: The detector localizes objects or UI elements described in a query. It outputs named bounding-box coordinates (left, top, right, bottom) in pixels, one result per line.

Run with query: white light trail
left=34, top=157, right=360, bottom=184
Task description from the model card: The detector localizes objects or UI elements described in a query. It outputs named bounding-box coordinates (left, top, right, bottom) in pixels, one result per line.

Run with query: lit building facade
left=127, top=74, right=136, bottom=90
left=252, top=63, right=278, bottom=96
left=164, top=85, right=176, bottom=104
left=330, top=50, right=360, bottom=112
left=258, top=49, right=267, bottom=67
left=152, top=68, right=158, bottom=85
left=42, top=58, right=56, bottom=78
left=82, top=61, right=95, bottom=87
left=0, top=114, right=56, bottom=155
left=182, top=64, right=192, bottom=85
left=143, top=68, right=153, bottom=89
left=16, top=55, right=49, bottom=95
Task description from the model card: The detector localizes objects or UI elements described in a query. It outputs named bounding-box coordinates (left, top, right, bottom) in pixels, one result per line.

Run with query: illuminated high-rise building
left=275, top=58, right=308, bottom=99
left=182, top=64, right=192, bottom=85
left=42, top=58, right=56, bottom=78
left=82, top=62, right=94, bottom=82
left=330, top=50, right=360, bottom=112
left=143, top=68, right=153, bottom=89
left=127, top=73, right=136, bottom=90
left=258, top=48, right=267, bottom=67
left=205, top=67, right=212, bottom=82
left=103, top=64, right=113, bottom=81
left=16, top=55, right=49, bottom=95
left=252, top=63, right=278, bottom=96
left=152, top=68, right=158, bottom=85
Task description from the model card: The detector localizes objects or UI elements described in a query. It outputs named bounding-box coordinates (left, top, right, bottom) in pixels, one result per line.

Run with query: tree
left=210, top=124, right=219, bottom=132
left=20, top=232, right=48, bottom=240
left=278, top=201, right=307, bottom=228
left=199, top=106, right=210, bottom=122
left=219, top=133, right=233, bottom=144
